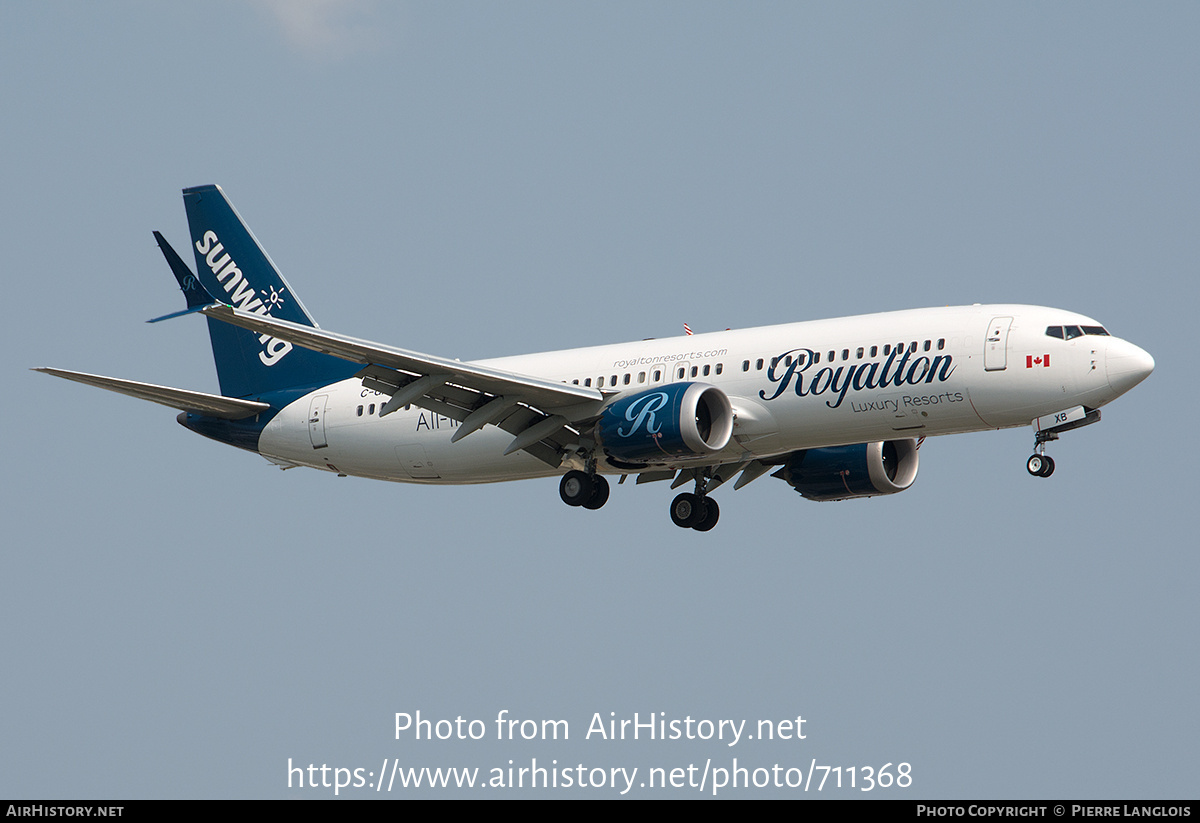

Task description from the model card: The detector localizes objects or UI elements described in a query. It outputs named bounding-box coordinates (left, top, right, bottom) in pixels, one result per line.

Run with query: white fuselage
left=257, top=304, right=1150, bottom=483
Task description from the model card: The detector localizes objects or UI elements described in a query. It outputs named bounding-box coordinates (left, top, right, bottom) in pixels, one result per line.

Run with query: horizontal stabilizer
left=147, top=302, right=218, bottom=324
left=33, top=368, right=270, bottom=420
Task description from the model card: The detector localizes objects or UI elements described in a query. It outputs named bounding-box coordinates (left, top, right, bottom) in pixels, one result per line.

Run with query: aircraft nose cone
left=1106, top=339, right=1154, bottom=397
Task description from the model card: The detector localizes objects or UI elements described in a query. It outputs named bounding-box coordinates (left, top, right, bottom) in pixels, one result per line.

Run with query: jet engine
left=596, top=382, right=734, bottom=464
left=776, top=439, right=919, bottom=501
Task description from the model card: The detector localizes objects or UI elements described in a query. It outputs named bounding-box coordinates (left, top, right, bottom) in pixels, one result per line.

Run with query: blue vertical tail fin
left=178, top=185, right=356, bottom=398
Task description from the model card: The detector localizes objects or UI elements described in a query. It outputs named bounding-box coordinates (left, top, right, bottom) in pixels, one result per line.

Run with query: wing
left=200, top=303, right=606, bottom=466
left=33, top=368, right=270, bottom=420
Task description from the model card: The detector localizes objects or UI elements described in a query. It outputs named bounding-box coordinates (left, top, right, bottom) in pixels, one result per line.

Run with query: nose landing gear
left=1026, top=452, right=1055, bottom=477
left=1027, top=430, right=1057, bottom=477
left=1024, top=406, right=1102, bottom=479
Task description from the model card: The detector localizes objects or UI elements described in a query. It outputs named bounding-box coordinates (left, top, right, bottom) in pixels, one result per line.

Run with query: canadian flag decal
left=1026, top=354, right=1051, bottom=368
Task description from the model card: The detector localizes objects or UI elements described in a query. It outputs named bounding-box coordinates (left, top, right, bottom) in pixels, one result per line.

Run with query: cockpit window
left=1047, top=324, right=1110, bottom=339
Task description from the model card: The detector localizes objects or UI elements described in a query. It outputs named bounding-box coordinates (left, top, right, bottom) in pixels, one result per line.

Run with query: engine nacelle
left=777, top=439, right=919, bottom=501
left=596, top=382, right=734, bottom=464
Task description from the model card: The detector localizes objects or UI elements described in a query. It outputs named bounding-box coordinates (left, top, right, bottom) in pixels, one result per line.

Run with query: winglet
left=148, top=230, right=220, bottom=322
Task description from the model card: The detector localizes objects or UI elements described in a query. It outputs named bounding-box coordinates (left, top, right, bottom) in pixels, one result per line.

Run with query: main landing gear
left=1026, top=431, right=1057, bottom=478
left=670, top=492, right=719, bottom=532
left=559, top=470, right=610, bottom=510
left=558, top=464, right=722, bottom=531
left=669, top=470, right=720, bottom=532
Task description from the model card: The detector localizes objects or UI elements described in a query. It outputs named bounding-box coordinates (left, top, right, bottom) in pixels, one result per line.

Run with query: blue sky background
left=2, top=1, right=1196, bottom=798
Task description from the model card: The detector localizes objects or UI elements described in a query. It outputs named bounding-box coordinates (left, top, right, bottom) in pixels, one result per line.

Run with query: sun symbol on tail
left=261, top=285, right=287, bottom=312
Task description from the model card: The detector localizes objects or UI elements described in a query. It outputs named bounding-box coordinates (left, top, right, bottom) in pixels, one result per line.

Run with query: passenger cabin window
left=937, top=339, right=945, bottom=350
left=856, top=347, right=864, bottom=359
left=715, top=363, right=723, bottom=375
left=870, top=346, right=878, bottom=357
left=677, top=367, right=685, bottom=380
left=742, top=360, right=750, bottom=372
left=756, top=358, right=764, bottom=370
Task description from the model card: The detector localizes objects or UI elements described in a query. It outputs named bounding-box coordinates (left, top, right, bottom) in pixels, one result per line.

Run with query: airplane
left=36, top=185, right=1155, bottom=531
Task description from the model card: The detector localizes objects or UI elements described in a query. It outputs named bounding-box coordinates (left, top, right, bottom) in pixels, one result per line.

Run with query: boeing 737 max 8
left=37, top=185, right=1155, bottom=531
